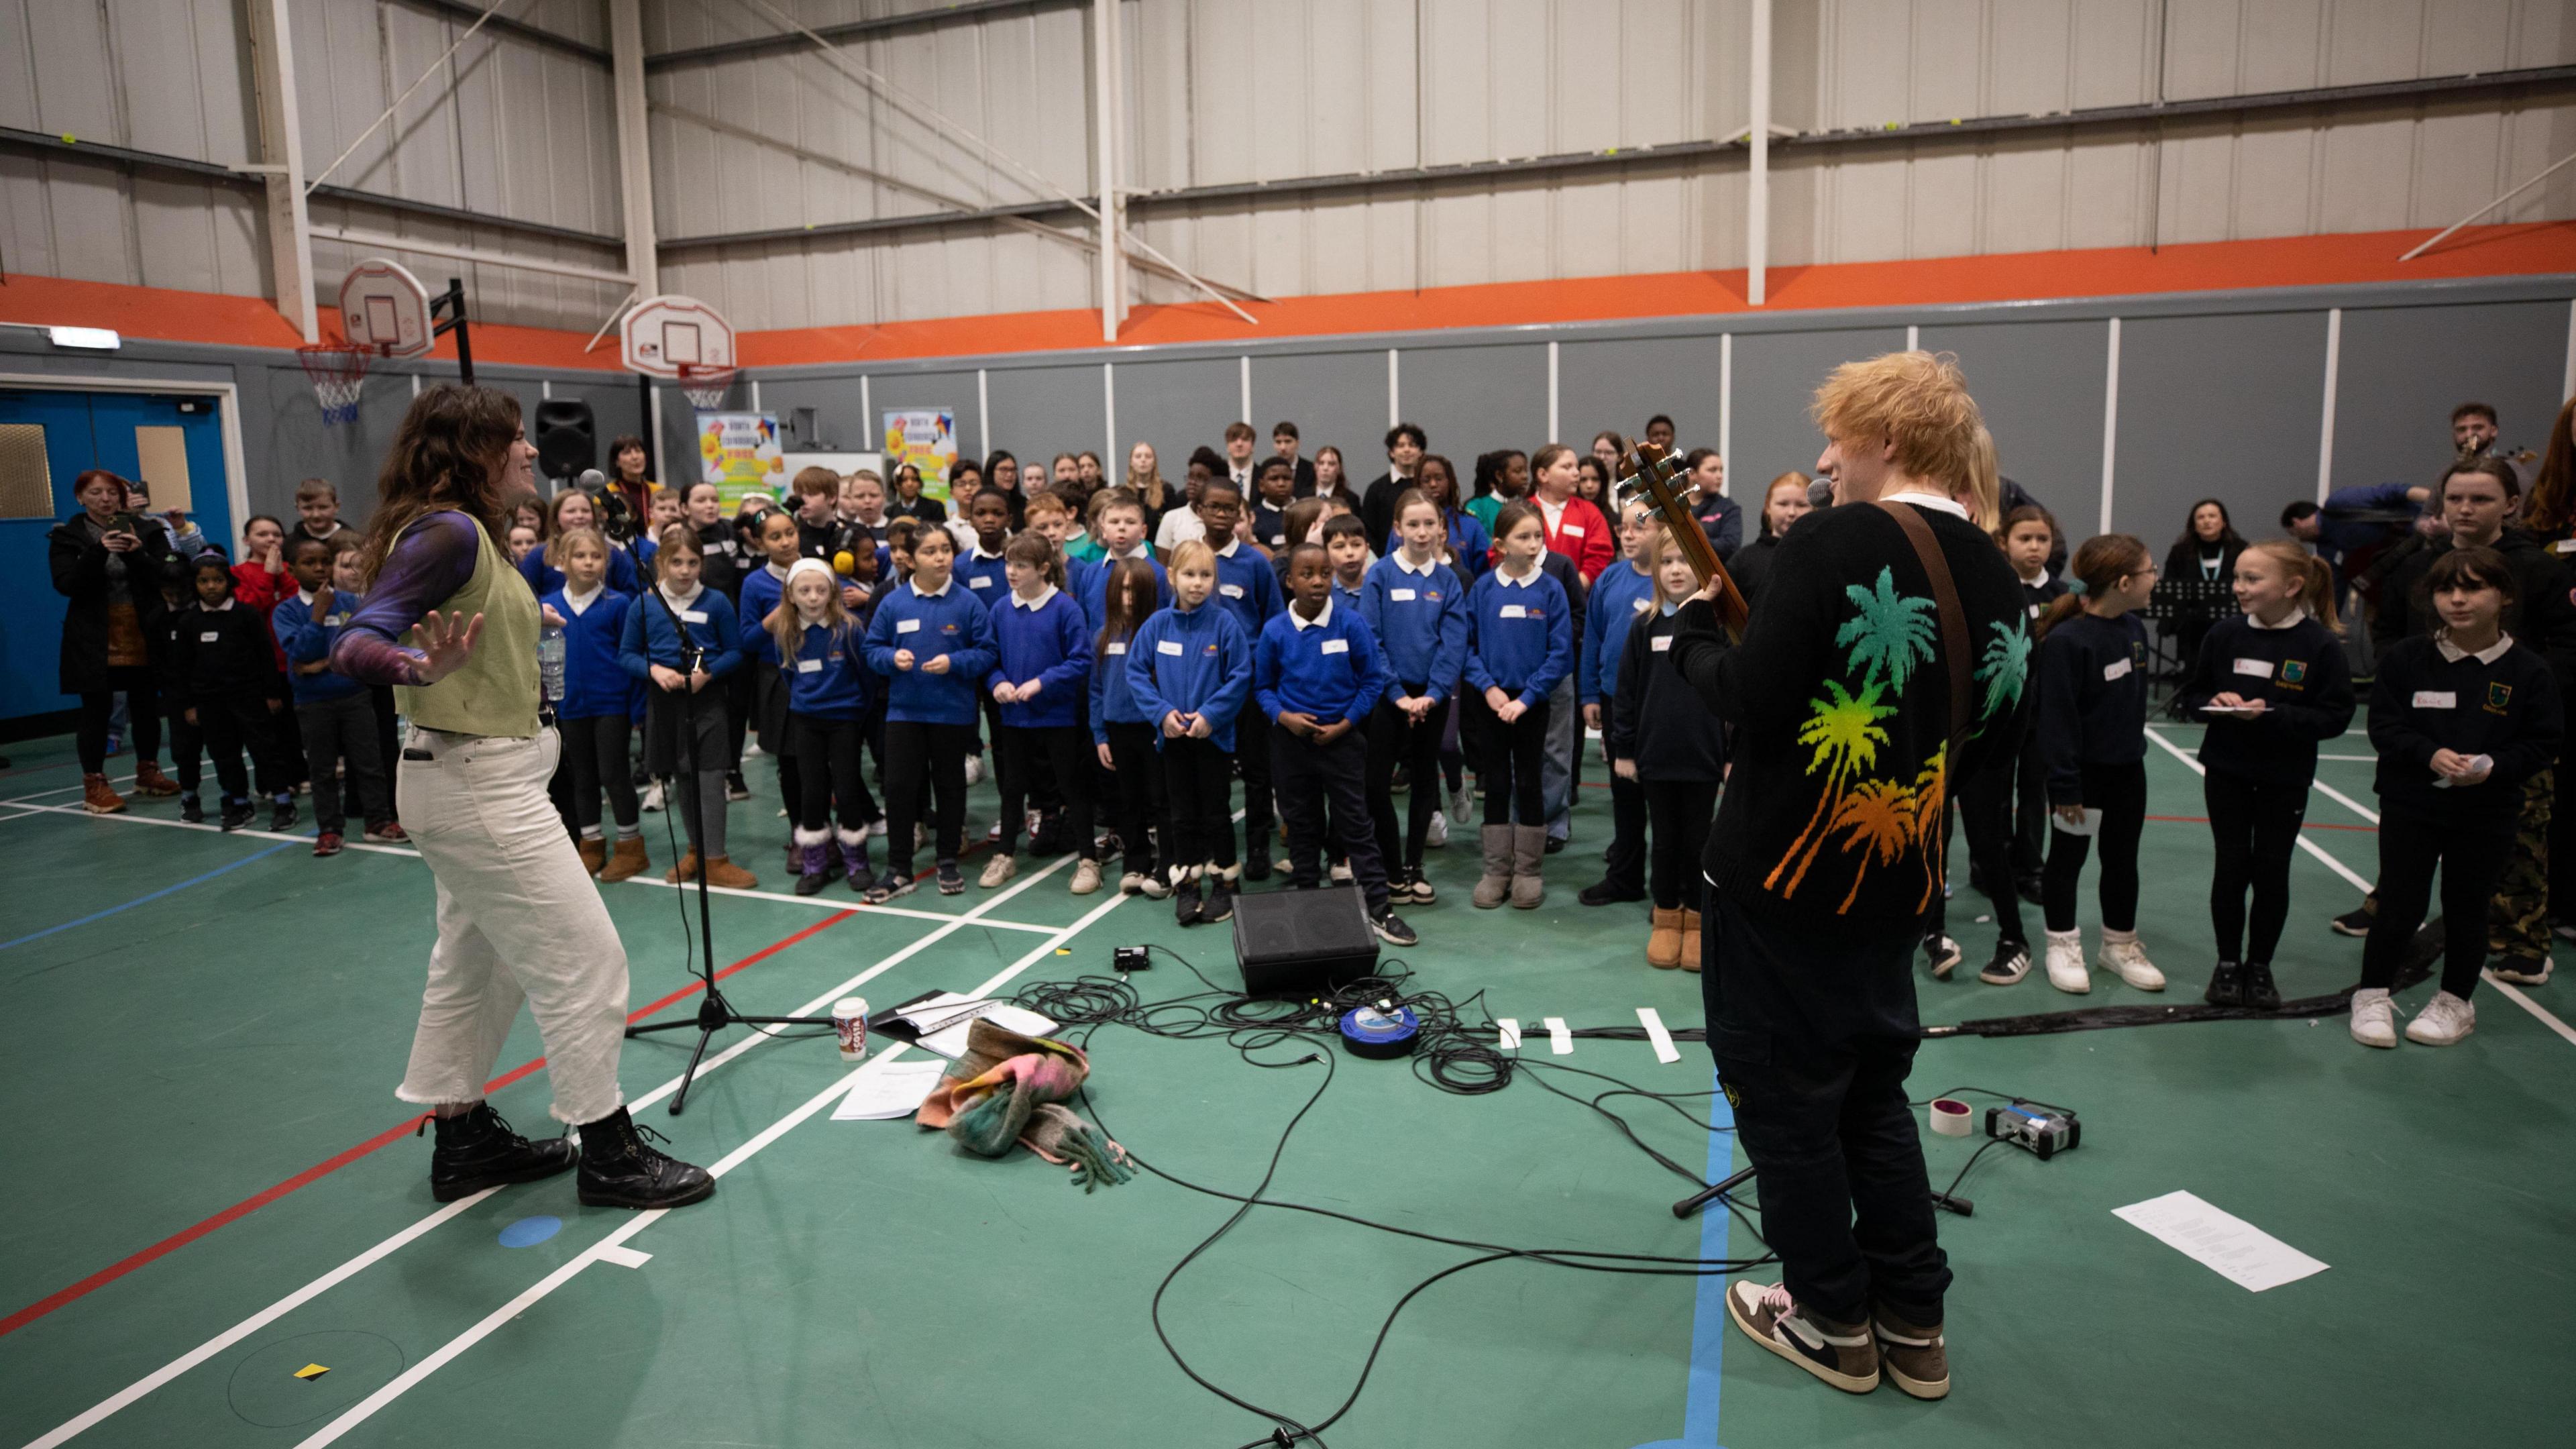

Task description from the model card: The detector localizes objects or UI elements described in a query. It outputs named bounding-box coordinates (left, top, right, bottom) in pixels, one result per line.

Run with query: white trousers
left=395, top=727, right=630, bottom=1125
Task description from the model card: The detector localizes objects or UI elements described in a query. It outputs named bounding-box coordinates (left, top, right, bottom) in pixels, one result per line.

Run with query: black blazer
left=49, top=513, right=172, bottom=694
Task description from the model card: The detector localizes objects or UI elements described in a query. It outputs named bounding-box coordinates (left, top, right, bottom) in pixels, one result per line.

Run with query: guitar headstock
left=1611, top=433, right=1751, bottom=641
left=1613, top=437, right=1694, bottom=517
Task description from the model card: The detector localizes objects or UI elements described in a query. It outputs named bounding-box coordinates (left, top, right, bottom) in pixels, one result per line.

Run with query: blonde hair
left=1964, top=425, right=2001, bottom=533
left=768, top=557, right=851, bottom=661
left=2241, top=537, right=2343, bottom=635
left=1811, top=351, right=1985, bottom=495
left=1168, top=538, right=1217, bottom=580
left=546, top=524, right=608, bottom=570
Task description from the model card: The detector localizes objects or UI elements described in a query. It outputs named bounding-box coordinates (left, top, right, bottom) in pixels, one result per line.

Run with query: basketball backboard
left=338, top=259, right=433, bottom=357
left=621, top=295, right=736, bottom=378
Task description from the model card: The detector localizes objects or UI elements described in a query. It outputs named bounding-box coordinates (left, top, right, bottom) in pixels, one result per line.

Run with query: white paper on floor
left=892, top=993, right=1058, bottom=1059
left=2112, top=1189, right=2328, bottom=1291
left=832, top=1058, right=952, bottom=1121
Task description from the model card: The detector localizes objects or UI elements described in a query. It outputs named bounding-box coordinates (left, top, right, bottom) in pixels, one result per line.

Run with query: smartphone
left=109, top=511, right=142, bottom=536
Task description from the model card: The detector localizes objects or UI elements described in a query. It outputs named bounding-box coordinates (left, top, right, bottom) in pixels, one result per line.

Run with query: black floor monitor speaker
left=533, top=398, right=597, bottom=484
left=1231, top=884, right=1379, bottom=998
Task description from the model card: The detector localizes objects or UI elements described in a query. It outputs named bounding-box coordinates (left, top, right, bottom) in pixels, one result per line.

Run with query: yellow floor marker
left=294, top=1364, right=330, bottom=1381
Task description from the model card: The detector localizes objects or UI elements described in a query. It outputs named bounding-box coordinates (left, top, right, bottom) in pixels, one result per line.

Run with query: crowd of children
left=53, top=394, right=2576, bottom=1053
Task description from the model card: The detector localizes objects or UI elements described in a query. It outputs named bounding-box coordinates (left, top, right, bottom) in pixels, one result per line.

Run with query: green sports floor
left=2, top=718, right=2571, bottom=1449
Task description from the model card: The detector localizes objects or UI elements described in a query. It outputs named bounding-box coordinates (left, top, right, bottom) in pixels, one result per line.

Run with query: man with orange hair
left=1670, top=352, right=2029, bottom=1403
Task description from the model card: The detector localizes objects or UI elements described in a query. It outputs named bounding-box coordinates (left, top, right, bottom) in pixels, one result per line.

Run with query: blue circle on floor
left=497, top=1215, right=561, bottom=1248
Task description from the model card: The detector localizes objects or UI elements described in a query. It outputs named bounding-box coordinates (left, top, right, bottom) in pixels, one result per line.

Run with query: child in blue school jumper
left=983, top=533, right=1102, bottom=894
left=1578, top=499, right=1658, bottom=907
left=274, top=536, right=395, bottom=856
left=620, top=525, right=748, bottom=887
left=737, top=508, right=809, bottom=868
left=1466, top=501, right=1573, bottom=911
left=1127, top=538, right=1253, bottom=926
left=1360, top=488, right=1469, bottom=904
left=540, top=527, right=646, bottom=881
left=1068, top=489, right=1169, bottom=632
left=767, top=557, right=879, bottom=896
left=1195, top=478, right=1287, bottom=880
left=1257, top=542, right=1414, bottom=945
left=862, top=523, right=997, bottom=901
left=1091, top=555, right=1172, bottom=900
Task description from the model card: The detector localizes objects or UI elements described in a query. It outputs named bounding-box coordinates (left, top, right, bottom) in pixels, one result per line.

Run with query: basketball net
left=678, top=363, right=737, bottom=412
left=299, top=343, right=374, bottom=425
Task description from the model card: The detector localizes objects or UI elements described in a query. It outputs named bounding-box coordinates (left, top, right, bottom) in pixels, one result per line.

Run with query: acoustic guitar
left=1613, top=436, right=1752, bottom=641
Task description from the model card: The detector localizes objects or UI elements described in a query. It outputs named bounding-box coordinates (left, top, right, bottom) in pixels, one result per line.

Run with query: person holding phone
left=51, top=469, right=180, bottom=812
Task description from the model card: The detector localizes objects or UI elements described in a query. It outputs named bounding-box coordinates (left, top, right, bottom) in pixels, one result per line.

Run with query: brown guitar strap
left=1875, top=498, right=1972, bottom=752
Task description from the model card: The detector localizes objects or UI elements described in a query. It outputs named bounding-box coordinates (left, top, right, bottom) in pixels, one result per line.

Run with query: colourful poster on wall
left=882, top=409, right=958, bottom=503
left=698, top=411, right=787, bottom=510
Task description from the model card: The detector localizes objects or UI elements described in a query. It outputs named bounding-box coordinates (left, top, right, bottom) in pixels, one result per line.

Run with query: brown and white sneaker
left=1724, top=1281, right=1880, bottom=1393
left=1872, top=1307, right=1950, bottom=1399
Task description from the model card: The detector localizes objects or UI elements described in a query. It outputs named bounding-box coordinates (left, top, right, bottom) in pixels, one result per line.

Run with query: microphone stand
left=624, top=586, right=830, bottom=1116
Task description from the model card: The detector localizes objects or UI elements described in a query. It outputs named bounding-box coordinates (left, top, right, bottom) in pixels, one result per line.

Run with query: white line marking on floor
left=2316, top=754, right=2378, bottom=762
left=286, top=883, right=1142, bottom=1448
left=2307, top=779, right=2380, bottom=825
left=592, top=1244, right=651, bottom=1269
left=7, top=801, right=421, bottom=855
left=614, top=872, right=1064, bottom=932
left=2147, top=726, right=2571, bottom=1045
left=0, top=773, right=133, bottom=806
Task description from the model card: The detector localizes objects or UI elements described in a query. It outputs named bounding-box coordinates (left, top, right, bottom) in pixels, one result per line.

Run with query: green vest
left=394, top=514, right=541, bottom=738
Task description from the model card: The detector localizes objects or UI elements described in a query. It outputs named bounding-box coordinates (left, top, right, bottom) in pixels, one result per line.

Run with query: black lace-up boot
left=427, top=1104, right=578, bottom=1202
left=575, top=1106, right=716, bottom=1210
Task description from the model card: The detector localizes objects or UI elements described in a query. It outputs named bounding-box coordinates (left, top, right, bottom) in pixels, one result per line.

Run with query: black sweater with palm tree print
left=1672, top=498, right=2032, bottom=939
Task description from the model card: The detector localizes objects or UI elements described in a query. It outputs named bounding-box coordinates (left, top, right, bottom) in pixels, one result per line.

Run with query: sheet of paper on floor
left=2112, top=1189, right=2328, bottom=1291
left=833, top=1057, right=954, bottom=1121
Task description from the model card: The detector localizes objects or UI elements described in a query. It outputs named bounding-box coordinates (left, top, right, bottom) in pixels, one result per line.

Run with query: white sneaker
left=1922, top=934, right=1962, bottom=980
left=2098, top=932, right=2166, bottom=991
left=1330, top=860, right=1353, bottom=883
left=2403, top=989, right=2477, bottom=1046
left=979, top=853, right=1017, bottom=888
left=1137, top=869, right=1171, bottom=899
left=1119, top=871, right=1146, bottom=895
left=1070, top=859, right=1102, bottom=895
left=1447, top=782, right=1475, bottom=826
left=2045, top=930, right=2091, bottom=994
left=2349, top=986, right=2397, bottom=1048
left=640, top=780, right=665, bottom=813
left=963, top=753, right=984, bottom=786
left=1426, top=811, right=1450, bottom=849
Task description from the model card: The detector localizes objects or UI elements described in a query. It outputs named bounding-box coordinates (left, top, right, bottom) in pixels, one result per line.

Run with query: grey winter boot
left=1510, top=825, right=1548, bottom=909
left=1472, top=824, right=1514, bottom=909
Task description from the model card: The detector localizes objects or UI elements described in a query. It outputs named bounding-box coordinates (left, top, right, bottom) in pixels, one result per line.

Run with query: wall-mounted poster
left=882, top=409, right=957, bottom=503
left=698, top=411, right=786, bottom=510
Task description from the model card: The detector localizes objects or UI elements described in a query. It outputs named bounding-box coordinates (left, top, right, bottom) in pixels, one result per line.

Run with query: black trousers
left=1602, top=747, right=1648, bottom=894
left=1232, top=697, right=1274, bottom=854
left=1465, top=690, right=1549, bottom=826
left=1273, top=723, right=1387, bottom=912
left=1102, top=720, right=1167, bottom=877
left=1703, top=893, right=1948, bottom=1326
left=751, top=661, right=800, bottom=819
left=1645, top=777, right=1719, bottom=911
left=1365, top=693, right=1450, bottom=871
left=2042, top=759, right=2147, bottom=934
left=196, top=692, right=286, bottom=802
left=77, top=667, right=160, bottom=773
left=298, top=692, right=391, bottom=835
left=370, top=685, right=400, bottom=815
left=1935, top=765, right=2026, bottom=946
left=2206, top=770, right=2306, bottom=965
left=2008, top=732, right=2047, bottom=883
left=561, top=712, right=640, bottom=834
left=996, top=723, right=1095, bottom=858
left=883, top=720, right=975, bottom=873
left=166, top=704, right=202, bottom=795
left=790, top=711, right=879, bottom=835
left=2363, top=804, right=2516, bottom=1000
left=1162, top=735, right=1236, bottom=869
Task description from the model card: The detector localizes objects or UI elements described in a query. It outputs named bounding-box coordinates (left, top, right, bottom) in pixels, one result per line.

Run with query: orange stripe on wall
left=4, top=223, right=2569, bottom=368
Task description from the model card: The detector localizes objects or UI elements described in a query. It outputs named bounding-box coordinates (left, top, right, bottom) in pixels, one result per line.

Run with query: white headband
left=786, top=557, right=837, bottom=592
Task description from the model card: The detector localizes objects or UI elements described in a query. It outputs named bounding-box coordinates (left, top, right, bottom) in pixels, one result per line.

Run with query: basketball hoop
left=299, top=343, right=376, bottom=425
left=678, top=363, right=737, bottom=413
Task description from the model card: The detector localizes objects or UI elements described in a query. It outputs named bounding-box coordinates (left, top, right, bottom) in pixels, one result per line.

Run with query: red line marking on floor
left=0, top=907, right=860, bottom=1340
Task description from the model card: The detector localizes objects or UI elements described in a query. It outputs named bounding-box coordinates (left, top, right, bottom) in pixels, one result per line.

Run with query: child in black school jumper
left=1609, top=519, right=1729, bottom=971
left=2176, top=539, right=2355, bottom=1008
left=2033, top=533, right=2167, bottom=995
left=1997, top=504, right=2065, bottom=902
left=767, top=557, right=879, bottom=895
left=544, top=527, right=649, bottom=882
left=983, top=533, right=1102, bottom=894
left=1466, top=501, right=1574, bottom=909
left=620, top=525, right=751, bottom=888
left=2353, top=547, right=2564, bottom=1049
left=170, top=555, right=290, bottom=833
left=1091, top=557, right=1173, bottom=899
left=1256, top=543, right=1417, bottom=945
left=150, top=556, right=209, bottom=820
left=1127, top=539, right=1254, bottom=924
left=274, top=536, right=396, bottom=856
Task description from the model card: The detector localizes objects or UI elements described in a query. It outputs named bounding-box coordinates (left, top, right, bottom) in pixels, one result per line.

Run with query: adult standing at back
left=1670, top=352, right=2030, bottom=1403
left=52, top=468, right=180, bottom=812
left=333, top=383, right=712, bottom=1213
left=1360, top=423, right=1427, bottom=547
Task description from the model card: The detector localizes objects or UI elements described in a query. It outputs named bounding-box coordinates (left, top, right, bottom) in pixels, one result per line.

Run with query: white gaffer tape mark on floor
left=591, top=1244, right=651, bottom=1270
left=1496, top=1018, right=1521, bottom=1050
left=1544, top=1017, right=1573, bottom=1055
left=1637, top=1008, right=1681, bottom=1065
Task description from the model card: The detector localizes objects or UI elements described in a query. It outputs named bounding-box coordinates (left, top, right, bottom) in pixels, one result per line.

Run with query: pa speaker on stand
left=533, top=398, right=597, bottom=488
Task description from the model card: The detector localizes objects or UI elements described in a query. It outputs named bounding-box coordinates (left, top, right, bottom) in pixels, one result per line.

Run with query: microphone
left=576, top=468, right=607, bottom=494
left=1807, top=476, right=1835, bottom=509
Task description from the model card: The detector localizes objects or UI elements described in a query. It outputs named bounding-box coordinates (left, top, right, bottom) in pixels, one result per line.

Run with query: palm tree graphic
left=1837, top=568, right=1937, bottom=691
left=1770, top=678, right=1897, bottom=895
left=1976, top=619, right=2031, bottom=724
left=1907, top=747, right=1949, bottom=909
left=1831, top=777, right=1919, bottom=912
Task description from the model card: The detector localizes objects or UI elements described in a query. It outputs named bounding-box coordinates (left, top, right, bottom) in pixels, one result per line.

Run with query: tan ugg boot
left=1647, top=906, right=1684, bottom=969
left=663, top=849, right=702, bottom=884
left=599, top=835, right=649, bottom=883
left=83, top=773, right=128, bottom=814
left=131, top=760, right=180, bottom=796
left=1472, top=824, right=1513, bottom=908
left=1679, top=909, right=1703, bottom=973
left=702, top=855, right=757, bottom=889
left=577, top=836, right=607, bottom=875
left=1509, top=826, right=1547, bottom=909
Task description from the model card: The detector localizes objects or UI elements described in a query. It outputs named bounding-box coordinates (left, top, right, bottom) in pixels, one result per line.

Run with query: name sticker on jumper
left=2102, top=657, right=2132, bottom=681
left=1651, top=634, right=1674, bottom=652
left=199, top=631, right=219, bottom=642
left=325, top=614, right=347, bottom=626
left=2233, top=657, right=2273, bottom=678
left=1499, top=604, right=1528, bottom=619
left=2413, top=691, right=2457, bottom=709
left=681, top=609, right=707, bottom=623
left=796, top=658, right=822, bottom=674
left=1389, top=588, right=1417, bottom=602
left=969, top=576, right=992, bottom=588
left=1561, top=524, right=1585, bottom=537
left=896, top=618, right=922, bottom=634
left=1321, top=638, right=1350, bottom=655
left=2555, top=539, right=2576, bottom=555
left=1158, top=640, right=1185, bottom=655
left=1220, top=584, right=1245, bottom=598
left=1105, top=641, right=1127, bottom=655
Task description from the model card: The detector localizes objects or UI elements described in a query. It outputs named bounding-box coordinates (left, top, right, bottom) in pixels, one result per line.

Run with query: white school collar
left=658, top=581, right=704, bottom=610
left=2436, top=629, right=2514, bottom=665
left=563, top=582, right=604, bottom=614
left=1214, top=538, right=1242, bottom=559
left=2246, top=606, right=2306, bottom=631
left=1010, top=584, right=1061, bottom=612
left=1395, top=551, right=1438, bottom=577
left=1495, top=564, right=1541, bottom=588
left=1287, top=596, right=1335, bottom=631
left=1887, top=491, right=1970, bottom=521
left=912, top=575, right=954, bottom=600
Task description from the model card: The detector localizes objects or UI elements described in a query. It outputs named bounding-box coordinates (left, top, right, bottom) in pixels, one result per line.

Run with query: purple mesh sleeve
left=330, top=511, right=482, bottom=686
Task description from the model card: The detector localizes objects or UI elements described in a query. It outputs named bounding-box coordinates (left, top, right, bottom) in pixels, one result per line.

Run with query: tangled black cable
left=1010, top=949, right=1775, bottom=1448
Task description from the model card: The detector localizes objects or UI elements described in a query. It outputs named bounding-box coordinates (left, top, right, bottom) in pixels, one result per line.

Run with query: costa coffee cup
left=832, top=998, right=869, bottom=1062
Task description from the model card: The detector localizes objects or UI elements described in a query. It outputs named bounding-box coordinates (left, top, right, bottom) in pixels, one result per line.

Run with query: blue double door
left=1, top=389, right=233, bottom=724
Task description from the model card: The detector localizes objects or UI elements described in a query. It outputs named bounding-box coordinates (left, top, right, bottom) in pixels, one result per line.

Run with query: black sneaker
left=1371, top=909, right=1419, bottom=947
left=2204, top=961, right=2244, bottom=1007
left=1240, top=849, right=1272, bottom=884
left=2015, top=875, right=2044, bottom=906
left=865, top=869, right=916, bottom=904
left=1578, top=877, right=1647, bottom=907
left=1203, top=875, right=1236, bottom=924
left=219, top=798, right=256, bottom=832
left=1978, top=940, right=2031, bottom=985
left=270, top=800, right=298, bottom=832
left=179, top=794, right=204, bottom=824
left=724, top=769, right=751, bottom=802
left=2330, top=904, right=2374, bottom=937
left=1922, top=934, right=1962, bottom=980
left=1175, top=877, right=1204, bottom=926
left=2241, top=962, right=2282, bottom=1010
left=427, top=1104, right=578, bottom=1203
left=936, top=861, right=966, bottom=895
left=2490, top=955, right=2554, bottom=986
left=575, top=1107, right=715, bottom=1210
left=1544, top=834, right=1567, bottom=855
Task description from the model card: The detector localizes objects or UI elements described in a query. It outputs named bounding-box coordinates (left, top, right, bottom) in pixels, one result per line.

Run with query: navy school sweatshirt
left=989, top=585, right=1093, bottom=731
left=2033, top=610, right=2149, bottom=804
left=783, top=617, right=873, bottom=721
left=619, top=585, right=743, bottom=682
left=1609, top=604, right=1728, bottom=782
left=2174, top=611, right=2355, bottom=786
left=2368, top=632, right=2563, bottom=821
left=1464, top=564, right=1574, bottom=707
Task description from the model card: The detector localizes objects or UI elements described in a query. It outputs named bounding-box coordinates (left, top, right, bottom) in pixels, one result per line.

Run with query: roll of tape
left=1929, top=1097, right=1974, bottom=1138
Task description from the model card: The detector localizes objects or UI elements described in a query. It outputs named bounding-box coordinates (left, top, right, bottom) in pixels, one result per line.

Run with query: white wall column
left=245, top=0, right=317, bottom=342
left=1746, top=0, right=1772, bottom=309
left=1092, top=0, right=1125, bottom=340
left=609, top=0, right=660, bottom=299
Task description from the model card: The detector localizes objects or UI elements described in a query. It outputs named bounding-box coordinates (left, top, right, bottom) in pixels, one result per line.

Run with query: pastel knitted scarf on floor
left=914, top=1020, right=1133, bottom=1191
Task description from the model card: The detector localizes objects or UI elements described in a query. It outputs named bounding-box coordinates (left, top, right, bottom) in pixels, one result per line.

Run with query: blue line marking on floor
left=0, top=840, right=296, bottom=952
left=1633, top=1069, right=1733, bottom=1449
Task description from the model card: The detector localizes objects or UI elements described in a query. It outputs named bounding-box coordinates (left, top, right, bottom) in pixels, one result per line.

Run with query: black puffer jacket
left=49, top=511, right=172, bottom=694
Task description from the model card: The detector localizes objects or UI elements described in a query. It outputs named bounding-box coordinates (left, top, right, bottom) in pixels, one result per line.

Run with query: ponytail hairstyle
left=1095, top=556, right=1159, bottom=657
left=2240, top=537, right=2342, bottom=635
left=1002, top=529, right=1065, bottom=590
left=2035, top=533, right=2151, bottom=639
left=769, top=556, right=849, bottom=661
left=1964, top=425, right=2002, bottom=533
